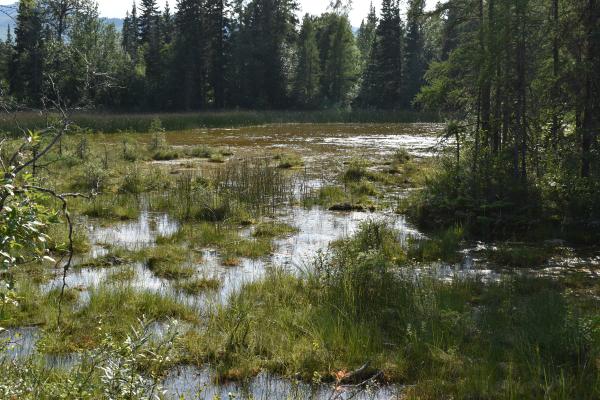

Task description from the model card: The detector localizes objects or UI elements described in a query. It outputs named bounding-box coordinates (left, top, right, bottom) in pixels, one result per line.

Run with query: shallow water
left=43, top=206, right=424, bottom=307
left=89, top=211, right=179, bottom=250
left=163, top=365, right=403, bottom=400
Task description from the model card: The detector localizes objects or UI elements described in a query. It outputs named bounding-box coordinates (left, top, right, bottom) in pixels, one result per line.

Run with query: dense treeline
left=412, top=0, right=600, bottom=241
left=0, top=0, right=433, bottom=111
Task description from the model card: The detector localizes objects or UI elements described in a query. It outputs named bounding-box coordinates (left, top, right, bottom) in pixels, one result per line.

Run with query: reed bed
left=0, top=110, right=441, bottom=135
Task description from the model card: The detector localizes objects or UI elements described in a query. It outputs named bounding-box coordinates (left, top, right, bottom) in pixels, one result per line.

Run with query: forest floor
left=1, top=122, right=598, bottom=399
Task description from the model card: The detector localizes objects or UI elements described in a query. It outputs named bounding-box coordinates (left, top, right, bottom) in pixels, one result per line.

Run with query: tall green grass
left=0, top=110, right=441, bottom=134
left=183, top=221, right=600, bottom=399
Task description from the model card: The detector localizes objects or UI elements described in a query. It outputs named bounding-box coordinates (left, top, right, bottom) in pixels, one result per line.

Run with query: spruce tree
left=358, top=0, right=403, bottom=108
left=162, top=1, right=174, bottom=45
left=356, top=2, right=377, bottom=67
left=236, top=0, right=299, bottom=108
left=403, top=0, right=426, bottom=108
left=122, top=2, right=139, bottom=63
left=172, top=0, right=206, bottom=109
left=294, top=15, right=321, bottom=108
left=139, top=0, right=162, bottom=107
left=314, top=2, right=359, bottom=107
left=10, top=0, right=45, bottom=103
left=205, top=0, right=227, bottom=108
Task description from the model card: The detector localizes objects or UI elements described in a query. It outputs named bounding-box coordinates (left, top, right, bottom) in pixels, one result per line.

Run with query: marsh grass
left=0, top=110, right=440, bottom=135
left=183, top=222, right=599, bottom=399
left=37, top=284, right=197, bottom=353
left=407, top=225, right=464, bottom=263
left=45, top=222, right=91, bottom=255
left=274, top=152, right=304, bottom=169
left=303, top=184, right=375, bottom=210
left=141, top=245, right=197, bottom=280
left=187, top=145, right=219, bottom=158
left=75, top=194, right=140, bottom=220
left=173, top=277, right=222, bottom=295
left=151, top=148, right=181, bottom=161
left=211, top=158, right=297, bottom=214
left=485, top=243, right=556, bottom=268
left=106, top=265, right=137, bottom=283
left=252, top=222, right=299, bottom=238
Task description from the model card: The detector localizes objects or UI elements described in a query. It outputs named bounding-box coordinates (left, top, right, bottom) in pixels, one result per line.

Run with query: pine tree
left=10, top=0, right=45, bottom=103
left=294, top=15, right=321, bottom=108
left=358, top=0, right=403, bottom=108
left=403, top=0, right=426, bottom=108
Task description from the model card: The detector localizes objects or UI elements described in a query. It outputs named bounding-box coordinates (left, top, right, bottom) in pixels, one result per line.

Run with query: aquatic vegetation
left=274, top=152, right=304, bottom=169
left=348, top=180, right=379, bottom=197
left=3, top=121, right=598, bottom=399
left=173, top=277, right=222, bottom=295
left=485, top=243, right=556, bottom=268
left=77, top=194, right=140, bottom=220
left=188, top=223, right=599, bottom=399
left=407, top=225, right=464, bottom=263
left=45, top=222, right=91, bottom=255
left=252, top=222, right=299, bottom=238
left=208, top=153, right=225, bottom=163
left=342, top=159, right=369, bottom=183
left=152, top=148, right=181, bottom=161
left=186, top=145, right=218, bottom=158
left=143, top=245, right=195, bottom=280
left=211, top=158, right=296, bottom=214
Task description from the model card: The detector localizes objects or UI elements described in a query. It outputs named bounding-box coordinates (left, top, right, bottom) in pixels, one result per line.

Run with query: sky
left=0, top=0, right=437, bottom=26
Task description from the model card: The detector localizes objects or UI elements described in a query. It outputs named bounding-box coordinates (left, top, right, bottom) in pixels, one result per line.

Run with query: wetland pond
left=3, top=123, right=599, bottom=399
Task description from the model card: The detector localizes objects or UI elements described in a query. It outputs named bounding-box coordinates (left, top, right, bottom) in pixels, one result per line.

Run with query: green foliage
left=485, top=244, right=555, bottom=268
left=253, top=222, right=298, bottom=238
left=274, top=152, right=303, bottom=169
left=190, top=222, right=599, bottom=398
left=408, top=225, right=464, bottom=263
left=0, top=319, right=180, bottom=399
left=314, top=11, right=360, bottom=107
left=173, top=277, right=221, bottom=295
left=144, top=245, right=195, bottom=280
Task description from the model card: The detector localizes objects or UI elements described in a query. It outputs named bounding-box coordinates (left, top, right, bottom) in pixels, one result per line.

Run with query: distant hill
left=0, top=3, right=124, bottom=41
left=0, top=3, right=18, bottom=40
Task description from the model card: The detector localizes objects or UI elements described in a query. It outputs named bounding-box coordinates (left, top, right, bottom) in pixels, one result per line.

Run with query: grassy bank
left=183, top=221, right=600, bottom=399
left=0, top=109, right=440, bottom=134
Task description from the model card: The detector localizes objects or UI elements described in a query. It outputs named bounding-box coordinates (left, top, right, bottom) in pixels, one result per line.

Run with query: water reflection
left=163, top=365, right=403, bottom=400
